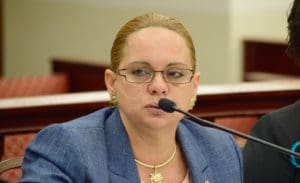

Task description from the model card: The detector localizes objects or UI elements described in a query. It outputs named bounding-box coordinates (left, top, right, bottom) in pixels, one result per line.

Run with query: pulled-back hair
left=110, top=12, right=196, bottom=72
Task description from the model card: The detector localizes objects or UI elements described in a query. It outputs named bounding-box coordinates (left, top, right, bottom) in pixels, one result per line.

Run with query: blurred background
left=3, top=0, right=293, bottom=84
left=1, top=2, right=300, bottom=182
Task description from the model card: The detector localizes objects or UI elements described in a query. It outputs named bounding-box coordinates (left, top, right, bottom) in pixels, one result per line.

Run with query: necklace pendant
left=149, top=172, right=163, bottom=183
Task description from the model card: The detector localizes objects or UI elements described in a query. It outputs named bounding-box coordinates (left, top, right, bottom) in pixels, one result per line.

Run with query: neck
left=131, top=135, right=177, bottom=165
left=120, top=112, right=178, bottom=163
left=135, top=145, right=177, bottom=168
left=123, top=121, right=177, bottom=160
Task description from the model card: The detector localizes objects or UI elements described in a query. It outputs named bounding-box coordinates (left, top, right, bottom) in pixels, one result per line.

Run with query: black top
left=243, top=99, right=300, bottom=183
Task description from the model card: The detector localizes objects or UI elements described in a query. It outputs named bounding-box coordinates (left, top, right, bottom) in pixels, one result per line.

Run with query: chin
left=147, top=115, right=180, bottom=128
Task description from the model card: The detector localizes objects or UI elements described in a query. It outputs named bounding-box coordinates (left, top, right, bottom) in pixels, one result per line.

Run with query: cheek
left=115, top=82, right=144, bottom=102
left=173, top=86, right=195, bottom=110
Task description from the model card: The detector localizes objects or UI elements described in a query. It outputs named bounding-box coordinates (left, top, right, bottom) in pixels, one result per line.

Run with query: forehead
left=120, top=27, right=191, bottom=68
left=126, top=27, right=186, bottom=52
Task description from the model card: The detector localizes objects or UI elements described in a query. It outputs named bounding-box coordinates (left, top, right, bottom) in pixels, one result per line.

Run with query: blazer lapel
left=105, top=109, right=140, bottom=183
left=104, top=109, right=214, bottom=183
left=177, top=122, right=213, bottom=183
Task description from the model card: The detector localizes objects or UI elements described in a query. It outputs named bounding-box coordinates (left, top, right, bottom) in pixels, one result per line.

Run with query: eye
left=165, top=69, right=185, bottom=79
left=129, top=68, right=152, bottom=76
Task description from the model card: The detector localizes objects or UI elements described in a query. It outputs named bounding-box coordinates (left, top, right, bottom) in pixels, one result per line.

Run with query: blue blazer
left=19, top=107, right=243, bottom=183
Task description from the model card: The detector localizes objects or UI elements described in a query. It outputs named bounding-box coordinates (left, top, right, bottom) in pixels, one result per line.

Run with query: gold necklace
left=135, top=145, right=177, bottom=183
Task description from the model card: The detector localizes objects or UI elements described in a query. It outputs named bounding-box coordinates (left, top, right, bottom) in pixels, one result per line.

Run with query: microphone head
left=158, top=98, right=176, bottom=113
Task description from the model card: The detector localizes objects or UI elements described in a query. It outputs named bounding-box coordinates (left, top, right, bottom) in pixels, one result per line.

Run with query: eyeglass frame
left=116, top=67, right=195, bottom=84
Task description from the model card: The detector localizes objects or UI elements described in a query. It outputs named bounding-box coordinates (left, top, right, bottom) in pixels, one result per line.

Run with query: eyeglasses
left=116, top=67, right=194, bottom=84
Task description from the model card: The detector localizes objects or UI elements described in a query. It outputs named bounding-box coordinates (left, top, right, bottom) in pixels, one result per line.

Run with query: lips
left=145, top=103, right=164, bottom=115
left=146, top=103, right=159, bottom=108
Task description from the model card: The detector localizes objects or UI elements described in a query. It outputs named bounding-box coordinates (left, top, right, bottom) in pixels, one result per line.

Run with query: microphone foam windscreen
left=158, top=98, right=176, bottom=113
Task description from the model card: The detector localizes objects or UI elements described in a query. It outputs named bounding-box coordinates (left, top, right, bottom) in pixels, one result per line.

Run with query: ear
left=104, top=69, right=116, bottom=96
left=192, top=71, right=200, bottom=96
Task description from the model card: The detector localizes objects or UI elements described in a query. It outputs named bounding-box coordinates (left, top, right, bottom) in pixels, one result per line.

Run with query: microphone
left=158, top=98, right=300, bottom=158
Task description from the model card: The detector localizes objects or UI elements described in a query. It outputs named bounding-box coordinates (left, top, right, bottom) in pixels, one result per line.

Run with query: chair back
left=0, top=157, right=23, bottom=174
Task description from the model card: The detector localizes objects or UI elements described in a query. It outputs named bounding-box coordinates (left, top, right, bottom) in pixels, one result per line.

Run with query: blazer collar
left=105, top=108, right=140, bottom=183
left=104, top=109, right=211, bottom=183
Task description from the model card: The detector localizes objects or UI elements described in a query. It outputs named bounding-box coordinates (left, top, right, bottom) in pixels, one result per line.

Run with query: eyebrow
left=166, top=63, right=189, bottom=68
left=126, top=61, right=150, bottom=67
left=126, top=61, right=190, bottom=68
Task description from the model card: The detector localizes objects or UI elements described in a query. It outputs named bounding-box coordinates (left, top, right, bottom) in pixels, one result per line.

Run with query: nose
left=148, top=72, right=168, bottom=95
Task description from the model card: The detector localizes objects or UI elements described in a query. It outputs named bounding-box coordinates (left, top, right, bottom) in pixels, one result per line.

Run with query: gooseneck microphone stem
left=168, top=105, right=300, bottom=158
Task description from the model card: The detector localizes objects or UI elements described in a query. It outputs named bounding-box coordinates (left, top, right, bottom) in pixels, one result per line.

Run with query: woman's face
left=105, top=27, right=200, bottom=131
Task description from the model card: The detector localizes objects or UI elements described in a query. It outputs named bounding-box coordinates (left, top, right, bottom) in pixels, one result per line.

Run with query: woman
left=19, top=13, right=243, bottom=183
left=243, top=0, right=300, bottom=182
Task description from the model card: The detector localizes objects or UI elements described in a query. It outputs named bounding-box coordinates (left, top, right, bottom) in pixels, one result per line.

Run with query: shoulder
left=21, top=107, right=118, bottom=181
left=178, top=118, right=241, bottom=160
left=253, top=99, right=300, bottom=131
left=251, top=99, right=300, bottom=143
left=61, top=106, right=116, bottom=129
left=178, top=119, right=243, bottom=182
left=32, top=106, right=117, bottom=146
left=266, top=99, right=300, bottom=122
left=179, top=118, right=237, bottom=146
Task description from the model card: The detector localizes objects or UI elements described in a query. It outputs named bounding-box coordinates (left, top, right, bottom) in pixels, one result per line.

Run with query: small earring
left=111, top=95, right=118, bottom=106
left=189, top=95, right=196, bottom=110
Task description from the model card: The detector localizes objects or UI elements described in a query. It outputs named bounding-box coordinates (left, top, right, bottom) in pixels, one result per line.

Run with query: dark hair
left=287, top=0, right=300, bottom=64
